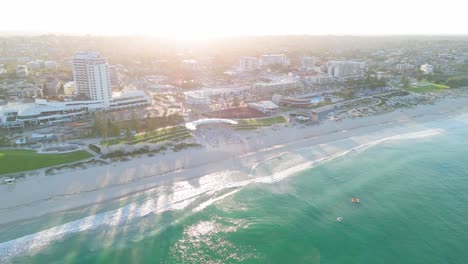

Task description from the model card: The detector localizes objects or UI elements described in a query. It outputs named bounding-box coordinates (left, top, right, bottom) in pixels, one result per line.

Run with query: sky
left=1, top=0, right=467, bottom=38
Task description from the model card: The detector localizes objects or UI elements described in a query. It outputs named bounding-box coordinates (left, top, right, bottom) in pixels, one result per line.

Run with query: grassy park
left=0, top=149, right=93, bottom=175
left=100, top=126, right=191, bottom=146
left=406, top=82, right=449, bottom=93
left=236, top=116, right=287, bottom=130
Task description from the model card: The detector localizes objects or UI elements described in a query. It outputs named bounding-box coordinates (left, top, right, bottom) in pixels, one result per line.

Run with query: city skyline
left=1, top=0, right=467, bottom=39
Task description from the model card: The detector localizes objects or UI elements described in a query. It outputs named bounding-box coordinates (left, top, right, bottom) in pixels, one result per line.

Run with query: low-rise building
left=0, top=81, right=42, bottom=98
left=272, top=94, right=311, bottom=108
left=248, top=101, right=279, bottom=115
left=421, top=64, right=434, bottom=74
left=253, top=79, right=299, bottom=92
left=63, top=81, right=75, bottom=95
left=16, top=65, right=28, bottom=77
left=27, top=61, right=41, bottom=70
left=304, top=75, right=335, bottom=85
left=44, top=61, right=58, bottom=70
left=181, top=60, right=200, bottom=71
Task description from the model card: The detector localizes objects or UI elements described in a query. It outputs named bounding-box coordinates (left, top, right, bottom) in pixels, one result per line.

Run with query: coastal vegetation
left=102, top=142, right=201, bottom=159
left=102, top=145, right=167, bottom=159
left=445, top=76, right=468, bottom=88
left=0, top=149, right=93, bottom=175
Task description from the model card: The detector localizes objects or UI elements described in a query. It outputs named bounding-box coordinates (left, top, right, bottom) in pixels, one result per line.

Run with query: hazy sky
left=2, top=0, right=467, bottom=38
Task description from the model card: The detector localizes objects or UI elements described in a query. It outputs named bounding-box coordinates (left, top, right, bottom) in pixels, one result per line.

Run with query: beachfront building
left=72, top=51, right=112, bottom=106
left=0, top=90, right=151, bottom=127
left=248, top=101, right=279, bottom=115
left=260, top=54, right=289, bottom=67
left=272, top=94, right=311, bottom=108
left=420, top=64, right=434, bottom=74
left=240, top=57, right=260, bottom=71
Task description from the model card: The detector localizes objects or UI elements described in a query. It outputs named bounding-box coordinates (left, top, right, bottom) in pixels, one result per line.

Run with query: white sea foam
left=0, top=129, right=443, bottom=263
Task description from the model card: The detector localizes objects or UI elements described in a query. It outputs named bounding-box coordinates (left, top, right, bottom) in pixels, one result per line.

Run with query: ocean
left=2, top=114, right=468, bottom=263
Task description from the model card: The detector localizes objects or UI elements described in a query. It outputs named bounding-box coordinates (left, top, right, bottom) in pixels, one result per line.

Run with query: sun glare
left=1, top=0, right=467, bottom=37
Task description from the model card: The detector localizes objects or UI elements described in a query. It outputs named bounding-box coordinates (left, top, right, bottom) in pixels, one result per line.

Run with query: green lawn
left=236, top=116, right=287, bottom=130
left=101, top=126, right=188, bottom=146
left=0, top=149, right=93, bottom=175
left=406, top=82, right=449, bottom=93
left=238, top=116, right=287, bottom=125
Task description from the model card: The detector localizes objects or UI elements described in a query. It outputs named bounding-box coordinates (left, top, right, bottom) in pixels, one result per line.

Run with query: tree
left=0, top=88, right=8, bottom=99
left=445, top=76, right=468, bottom=88
left=56, top=82, right=64, bottom=95
left=125, top=128, right=133, bottom=140
left=92, top=112, right=109, bottom=138
left=402, top=77, right=410, bottom=88
left=232, top=96, right=240, bottom=107
left=130, top=110, right=139, bottom=131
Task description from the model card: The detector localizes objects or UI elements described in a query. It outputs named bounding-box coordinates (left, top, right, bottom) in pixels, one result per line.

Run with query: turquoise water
left=4, top=117, right=468, bottom=263
left=310, top=96, right=324, bottom=104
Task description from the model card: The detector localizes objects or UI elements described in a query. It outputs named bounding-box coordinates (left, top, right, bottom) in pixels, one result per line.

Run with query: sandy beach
left=1, top=95, right=468, bottom=226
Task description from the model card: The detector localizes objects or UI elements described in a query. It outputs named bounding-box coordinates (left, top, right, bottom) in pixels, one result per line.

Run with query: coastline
left=1, top=95, right=468, bottom=227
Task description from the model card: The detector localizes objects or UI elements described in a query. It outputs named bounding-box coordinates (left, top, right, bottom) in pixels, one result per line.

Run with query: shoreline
left=1, top=96, right=468, bottom=227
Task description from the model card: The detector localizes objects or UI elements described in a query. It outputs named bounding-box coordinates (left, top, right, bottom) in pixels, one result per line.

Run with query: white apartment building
left=396, top=63, right=414, bottom=72
left=240, top=57, right=260, bottom=71
left=72, top=51, right=112, bottom=106
left=420, top=64, right=434, bottom=74
left=181, top=60, right=200, bottom=71
left=300, top=56, right=317, bottom=71
left=327, top=61, right=364, bottom=78
left=260, top=54, right=289, bottom=67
